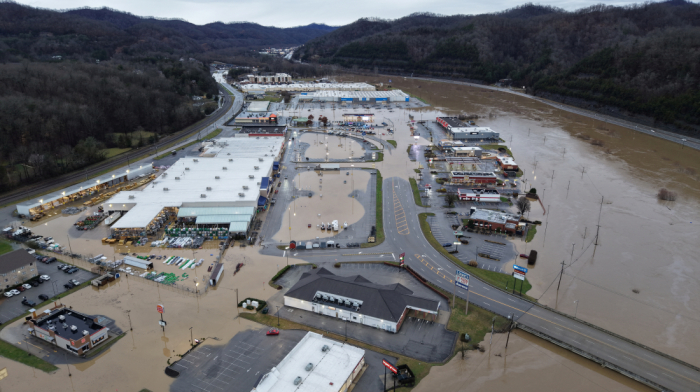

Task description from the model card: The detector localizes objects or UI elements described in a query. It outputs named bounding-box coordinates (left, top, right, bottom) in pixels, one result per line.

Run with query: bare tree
left=657, top=188, right=677, bottom=201
left=516, top=196, right=531, bottom=216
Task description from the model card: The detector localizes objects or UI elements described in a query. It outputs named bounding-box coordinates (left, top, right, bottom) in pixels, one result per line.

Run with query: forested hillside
left=296, top=2, right=700, bottom=135
left=0, top=2, right=334, bottom=193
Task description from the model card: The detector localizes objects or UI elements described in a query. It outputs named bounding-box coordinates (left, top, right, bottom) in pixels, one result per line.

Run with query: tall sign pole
left=455, top=271, right=470, bottom=316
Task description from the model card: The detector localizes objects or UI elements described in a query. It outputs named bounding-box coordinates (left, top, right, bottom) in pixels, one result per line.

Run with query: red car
left=266, top=328, right=279, bottom=336
left=519, top=254, right=529, bottom=259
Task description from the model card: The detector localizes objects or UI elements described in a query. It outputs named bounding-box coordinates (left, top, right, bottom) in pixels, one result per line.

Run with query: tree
left=308, top=114, right=314, bottom=120
left=528, top=188, right=537, bottom=194
left=445, top=193, right=458, bottom=207
left=306, top=120, right=313, bottom=127
left=516, top=196, right=531, bottom=216
left=320, top=116, right=329, bottom=126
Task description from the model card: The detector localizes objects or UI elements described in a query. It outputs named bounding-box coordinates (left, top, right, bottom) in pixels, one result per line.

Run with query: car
left=58, top=264, right=66, bottom=270
left=21, top=298, right=36, bottom=307
left=22, top=284, right=32, bottom=290
left=9, top=289, right=20, bottom=295
left=46, top=257, right=56, bottom=263
left=442, top=243, right=453, bottom=248
left=64, top=282, right=75, bottom=289
left=3, top=292, right=13, bottom=298
left=38, top=294, right=50, bottom=301
left=66, top=267, right=79, bottom=274
left=40, top=275, right=50, bottom=281
left=266, top=328, right=279, bottom=336
left=30, top=281, right=39, bottom=287
left=70, top=279, right=80, bottom=286
left=519, top=253, right=529, bottom=259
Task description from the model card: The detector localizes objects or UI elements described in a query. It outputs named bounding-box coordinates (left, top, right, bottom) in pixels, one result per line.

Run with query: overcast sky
left=17, top=0, right=646, bottom=27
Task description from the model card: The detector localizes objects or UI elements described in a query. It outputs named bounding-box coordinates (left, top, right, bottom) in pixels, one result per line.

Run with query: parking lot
left=0, top=258, right=98, bottom=323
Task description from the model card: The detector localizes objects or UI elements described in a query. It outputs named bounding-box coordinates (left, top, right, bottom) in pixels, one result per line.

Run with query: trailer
left=306, top=241, right=313, bottom=250
left=332, top=220, right=339, bottom=231
left=123, top=256, right=153, bottom=270
left=209, top=264, right=224, bottom=286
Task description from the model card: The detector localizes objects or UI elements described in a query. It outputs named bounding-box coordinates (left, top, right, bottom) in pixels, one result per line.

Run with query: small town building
left=239, top=125, right=287, bottom=137
left=449, top=171, right=498, bottom=184
left=284, top=268, right=441, bottom=333
left=300, top=89, right=410, bottom=103
left=246, top=73, right=292, bottom=84
left=0, top=250, right=38, bottom=289
left=247, top=101, right=271, bottom=112
left=497, top=156, right=518, bottom=171
left=252, top=331, right=365, bottom=392
left=234, top=112, right=278, bottom=125
left=29, top=305, right=110, bottom=356
left=468, top=208, right=519, bottom=234
left=436, top=117, right=499, bottom=141
left=452, top=146, right=482, bottom=157
left=342, top=113, right=375, bottom=124
left=458, top=189, right=501, bottom=202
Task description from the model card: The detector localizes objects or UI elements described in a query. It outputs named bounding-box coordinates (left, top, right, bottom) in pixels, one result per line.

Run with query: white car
left=40, top=275, right=50, bottom=281
left=3, top=292, right=13, bottom=298
left=9, top=289, right=20, bottom=295
left=21, top=284, right=32, bottom=290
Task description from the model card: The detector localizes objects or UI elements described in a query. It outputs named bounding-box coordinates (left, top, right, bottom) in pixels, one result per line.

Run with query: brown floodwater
left=342, top=74, right=700, bottom=366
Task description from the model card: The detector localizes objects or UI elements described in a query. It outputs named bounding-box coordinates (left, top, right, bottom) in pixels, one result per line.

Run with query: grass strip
left=0, top=339, right=58, bottom=372
left=525, top=225, right=537, bottom=243
left=418, top=213, right=533, bottom=297
left=154, top=128, right=223, bottom=160
left=0, top=240, right=12, bottom=255
left=387, top=140, right=397, bottom=148
left=361, top=170, right=384, bottom=248
left=480, top=144, right=513, bottom=157
left=409, top=178, right=423, bottom=207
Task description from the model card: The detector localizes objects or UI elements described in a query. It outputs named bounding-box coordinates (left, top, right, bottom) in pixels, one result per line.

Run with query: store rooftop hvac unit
left=229, top=159, right=233, bottom=162
left=58, top=315, right=65, bottom=321
left=82, top=330, right=89, bottom=336
left=206, top=187, right=212, bottom=191
left=305, top=363, right=313, bottom=371
left=238, top=193, right=245, bottom=197
left=249, top=175, right=254, bottom=179
left=185, top=167, right=190, bottom=170
left=294, top=377, right=302, bottom=386
left=175, top=177, right=180, bottom=180
left=257, top=182, right=261, bottom=186
left=223, top=167, right=227, bottom=170
left=128, top=195, right=135, bottom=199
left=254, top=166, right=259, bottom=170
left=321, top=345, right=330, bottom=352
left=163, top=187, right=169, bottom=191
left=215, top=176, right=220, bottom=179
left=258, top=158, right=264, bottom=162
left=70, top=325, right=77, bottom=332
left=242, top=186, right=249, bottom=190
left=193, top=159, right=198, bottom=162
left=200, top=194, right=206, bottom=198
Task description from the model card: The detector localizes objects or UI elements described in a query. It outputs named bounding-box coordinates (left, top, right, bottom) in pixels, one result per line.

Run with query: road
left=263, top=173, right=700, bottom=391
left=0, top=83, right=243, bottom=208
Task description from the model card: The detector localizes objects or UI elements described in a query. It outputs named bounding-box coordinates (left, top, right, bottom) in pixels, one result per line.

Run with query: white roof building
left=252, top=332, right=366, bottom=392
left=107, top=137, right=283, bottom=230
left=300, top=89, right=410, bottom=102
left=241, top=82, right=375, bottom=93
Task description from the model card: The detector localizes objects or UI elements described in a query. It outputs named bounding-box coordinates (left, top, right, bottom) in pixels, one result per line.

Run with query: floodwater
left=0, top=246, right=286, bottom=391
left=414, top=331, right=654, bottom=392
left=272, top=170, right=368, bottom=242
left=343, top=74, right=700, bottom=367
left=299, top=132, right=365, bottom=160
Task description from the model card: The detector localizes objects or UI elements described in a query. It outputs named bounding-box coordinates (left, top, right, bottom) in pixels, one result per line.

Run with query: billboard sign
left=455, top=270, right=470, bottom=290
left=513, top=265, right=528, bottom=273
left=382, top=358, right=398, bottom=374
left=513, top=271, right=525, bottom=281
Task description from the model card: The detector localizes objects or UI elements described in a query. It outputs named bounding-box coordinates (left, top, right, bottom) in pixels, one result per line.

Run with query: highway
left=0, top=84, right=242, bottom=209
left=266, top=172, right=700, bottom=391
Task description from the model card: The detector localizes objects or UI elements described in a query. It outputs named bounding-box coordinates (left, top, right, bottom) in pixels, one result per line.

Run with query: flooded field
left=343, top=74, right=700, bottom=366
left=415, top=331, right=654, bottom=392
left=0, top=246, right=286, bottom=392
left=272, top=170, right=368, bottom=242
left=299, top=132, right=365, bottom=160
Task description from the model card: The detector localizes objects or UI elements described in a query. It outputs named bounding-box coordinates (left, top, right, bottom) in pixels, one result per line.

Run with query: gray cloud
left=16, top=0, right=644, bottom=27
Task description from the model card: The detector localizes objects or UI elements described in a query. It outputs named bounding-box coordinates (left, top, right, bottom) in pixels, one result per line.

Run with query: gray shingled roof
left=0, top=249, right=35, bottom=275
left=285, top=268, right=440, bottom=322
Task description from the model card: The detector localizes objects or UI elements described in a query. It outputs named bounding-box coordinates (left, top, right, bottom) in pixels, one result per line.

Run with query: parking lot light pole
left=276, top=306, right=280, bottom=326
left=190, top=327, right=193, bottom=347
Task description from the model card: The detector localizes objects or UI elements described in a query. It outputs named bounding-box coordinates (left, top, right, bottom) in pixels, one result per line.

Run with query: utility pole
left=557, top=260, right=566, bottom=292
left=566, top=180, right=570, bottom=199
left=581, top=167, right=585, bottom=179
left=542, top=221, right=548, bottom=247
left=551, top=170, right=554, bottom=187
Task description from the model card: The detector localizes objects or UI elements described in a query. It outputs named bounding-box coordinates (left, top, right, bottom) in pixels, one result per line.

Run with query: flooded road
left=345, top=75, right=700, bottom=366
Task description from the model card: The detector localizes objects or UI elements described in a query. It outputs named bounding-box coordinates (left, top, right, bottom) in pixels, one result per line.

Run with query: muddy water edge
left=345, top=74, right=700, bottom=366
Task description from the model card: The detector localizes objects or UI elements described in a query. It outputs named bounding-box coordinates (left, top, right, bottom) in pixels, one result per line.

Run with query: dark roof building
left=284, top=268, right=440, bottom=333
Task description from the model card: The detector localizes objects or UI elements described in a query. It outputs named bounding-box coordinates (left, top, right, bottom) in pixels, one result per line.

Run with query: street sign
left=158, top=320, right=167, bottom=327
left=157, top=304, right=164, bottom=314
left=382, top=358, right=398, bottom=374
left=513, top=271, right=525, bottom=281
left=399, top=253, right=405, bottom=266
left=455, top=270, right=470, bottom=290
left=513, top=265, right=529, bottom=273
